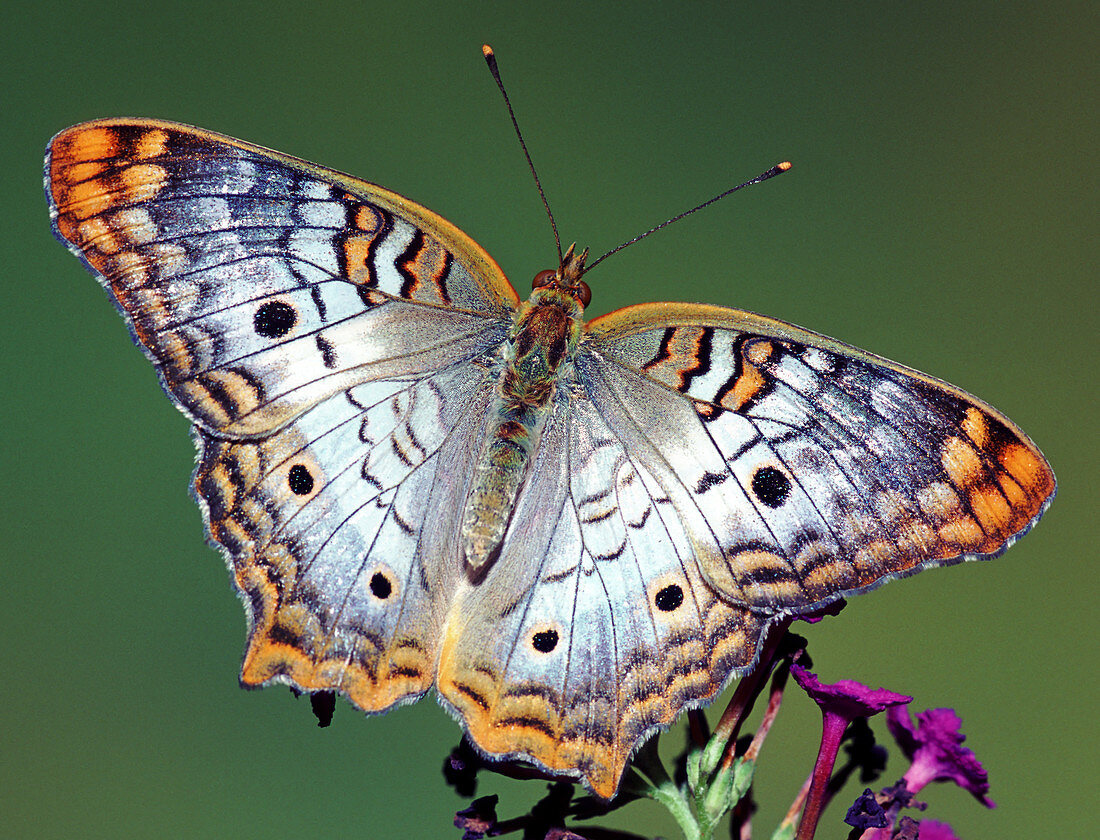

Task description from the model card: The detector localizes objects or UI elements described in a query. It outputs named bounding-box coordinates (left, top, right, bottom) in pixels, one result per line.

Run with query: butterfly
left=46, top=117, right=1054, bottom=799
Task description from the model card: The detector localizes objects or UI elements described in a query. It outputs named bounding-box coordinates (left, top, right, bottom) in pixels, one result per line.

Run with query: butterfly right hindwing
left=435, top=388, right=768, bottom=798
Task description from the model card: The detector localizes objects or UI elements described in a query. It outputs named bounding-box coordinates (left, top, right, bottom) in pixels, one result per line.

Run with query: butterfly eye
left=576, top=280, right=592, bottom=307
left=531, top=269, right=556, bottom=289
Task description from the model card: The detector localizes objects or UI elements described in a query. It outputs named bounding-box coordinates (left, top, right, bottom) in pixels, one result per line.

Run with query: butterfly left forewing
left=585, top=302, right=1055, bottom=613
left=46, top=119, right=518, bottom=437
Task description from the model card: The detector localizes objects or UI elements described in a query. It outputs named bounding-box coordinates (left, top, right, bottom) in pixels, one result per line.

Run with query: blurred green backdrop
left=4, top=1, right=1094, bottom=837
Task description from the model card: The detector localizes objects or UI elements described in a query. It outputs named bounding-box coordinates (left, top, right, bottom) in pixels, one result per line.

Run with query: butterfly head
left=531, top=243, right=591, bottom=308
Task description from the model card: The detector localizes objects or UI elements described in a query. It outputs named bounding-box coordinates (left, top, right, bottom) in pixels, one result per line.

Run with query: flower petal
left=792, top=665, right=912, bottom=719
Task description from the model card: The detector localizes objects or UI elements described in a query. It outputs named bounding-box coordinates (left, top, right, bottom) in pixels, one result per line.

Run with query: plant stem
left=794, top=711, right=848, bottom=840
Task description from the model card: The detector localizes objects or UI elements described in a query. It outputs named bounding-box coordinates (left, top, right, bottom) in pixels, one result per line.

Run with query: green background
left=4, top=1, right=1094, bottom=837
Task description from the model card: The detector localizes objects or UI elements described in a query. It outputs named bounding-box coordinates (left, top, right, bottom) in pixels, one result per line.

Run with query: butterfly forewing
left=46, top=119, right=519, bottom=436
left=584, top=303, right=1055, bottom=612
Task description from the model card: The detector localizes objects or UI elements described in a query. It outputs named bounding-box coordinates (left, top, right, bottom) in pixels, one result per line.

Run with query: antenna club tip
left=482, top=44, right=499, bottom=73
left=778, top=161, right=792, bottom=171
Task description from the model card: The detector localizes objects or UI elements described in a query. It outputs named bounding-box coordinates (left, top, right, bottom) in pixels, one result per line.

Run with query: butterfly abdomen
left=461, top=289, right=584, bottom=571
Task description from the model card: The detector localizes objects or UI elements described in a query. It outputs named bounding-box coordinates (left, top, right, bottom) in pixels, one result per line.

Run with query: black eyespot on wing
left=369, top=572, right=392, bottom=600
left=751, top=466, right=790, bottom=508
left=254, top=300, right=297, bottom=338
left=532, top=629, right=558, bottom=653
left=655, top=584, right=684, bottom=612
left=288, top=463, right=314, bottom=495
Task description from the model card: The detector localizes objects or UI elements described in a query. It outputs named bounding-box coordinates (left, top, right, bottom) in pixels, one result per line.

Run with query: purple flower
left=913, top=820, right=961, bottom=840
left=886, top=706, right=994, bottom=808
left=791, top=666, right=911, bottom=840
left=454, top=795, right=498, bottom=840
left=543, top=830, right=589, bottom=840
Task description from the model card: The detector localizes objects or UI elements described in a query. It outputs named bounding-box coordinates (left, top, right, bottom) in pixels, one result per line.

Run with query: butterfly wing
left=200, top=362, right=498, bottom=710
left=47, top=119, right=519, bottom=435
left=584, top=302, right=1056, bottom=613
left=46, top=119, right=518, bottom=711
left=435, top=391, right=768, bottom=798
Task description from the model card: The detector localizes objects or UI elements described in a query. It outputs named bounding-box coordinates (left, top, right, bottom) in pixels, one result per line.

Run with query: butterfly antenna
left=483, top=44, right=563, bottom=266
left=586, top=161, right=792, bottom=273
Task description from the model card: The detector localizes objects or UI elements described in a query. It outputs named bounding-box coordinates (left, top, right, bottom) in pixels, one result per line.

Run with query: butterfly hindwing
left=198, top=361, right=500, bottom=711
left=585, top=303, right=1055, bottom=613
left=436, top=393, right=767, bottom=798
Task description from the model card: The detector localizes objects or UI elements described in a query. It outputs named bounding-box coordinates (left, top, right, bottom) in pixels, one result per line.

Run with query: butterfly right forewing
left=584, top=302, right=1055, bottom=613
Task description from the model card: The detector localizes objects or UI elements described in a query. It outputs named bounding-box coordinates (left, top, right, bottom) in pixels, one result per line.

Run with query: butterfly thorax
left=460, top=285, right=585, bottom=572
